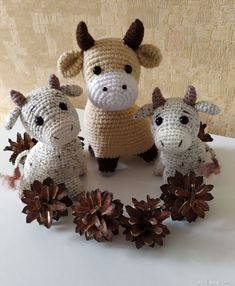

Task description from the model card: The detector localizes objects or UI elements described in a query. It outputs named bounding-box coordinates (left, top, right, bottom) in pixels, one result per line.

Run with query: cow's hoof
left=138, top=144, right=158, bottom=163
left=96, top=157, right=119, bottom=173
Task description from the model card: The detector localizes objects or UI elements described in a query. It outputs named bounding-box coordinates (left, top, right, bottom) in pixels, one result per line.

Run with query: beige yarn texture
left=0, top=0, right=234, bottom=137
left=58, top=28, right=161, bottom=159
left=84, top=101, right=154, bottom=158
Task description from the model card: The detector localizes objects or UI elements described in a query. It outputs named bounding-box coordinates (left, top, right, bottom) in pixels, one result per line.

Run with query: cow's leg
left=137, top=144, right=158, bottom=163
left=163, top=168, right=176, bottom=182
left=18, top=177, right=29, bottom=199
left=154, top=157, right=164, bottom=176
left=96, top=157, right=119, bottom=176
left=64, top=177, right=84, bottom=200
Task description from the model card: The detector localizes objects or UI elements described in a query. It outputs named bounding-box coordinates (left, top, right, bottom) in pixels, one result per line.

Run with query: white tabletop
left=0, top=109, right=235, bottom=286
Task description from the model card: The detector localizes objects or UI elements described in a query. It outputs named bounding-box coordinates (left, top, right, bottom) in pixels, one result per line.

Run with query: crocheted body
left=19, top=139, right=86, bottom=198
left=84, top=100, right=154, bottom=158
left=155, top=138, right=211, bottom=181
left=58, top=20, right=163, bottom=172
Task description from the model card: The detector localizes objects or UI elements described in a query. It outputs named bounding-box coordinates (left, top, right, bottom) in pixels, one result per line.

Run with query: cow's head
left=5, top=74, right=83, bottom=146
left=135, top=86, right=220, bottom=153
left=58, top=19, right=162, bottom=111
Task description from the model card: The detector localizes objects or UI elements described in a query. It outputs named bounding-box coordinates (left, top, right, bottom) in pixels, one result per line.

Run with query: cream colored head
left=58, top=19, right=162, bottom=111
left=135, top=86, right=220, bottom=153
left=5, top=75, right=83, bottom=146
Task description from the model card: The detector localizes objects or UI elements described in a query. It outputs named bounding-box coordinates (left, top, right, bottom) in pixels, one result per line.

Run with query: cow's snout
left=102, top=84, right=127, bottom=92
left=87, top=71, right=138, bottom=111
left=155, top=129, right=192, bottom=153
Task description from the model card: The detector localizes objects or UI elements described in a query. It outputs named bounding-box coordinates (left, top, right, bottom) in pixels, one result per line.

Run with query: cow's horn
left=123, top=19, right=144, bottom=50
left=184, top=85, right=197, bottom=106
left=49, top=74, right=61, bottom=90
left=152, top=87, right=166, bottom=109
left=10, top=90, right=26, bottom=107
left=76, top=21, right=95, bottom=51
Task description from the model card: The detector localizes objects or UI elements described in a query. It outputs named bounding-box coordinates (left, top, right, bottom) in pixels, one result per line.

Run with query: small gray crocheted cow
left=5, top=74, right=86, bottom=198
left=135, top=86, right=220, bottom=181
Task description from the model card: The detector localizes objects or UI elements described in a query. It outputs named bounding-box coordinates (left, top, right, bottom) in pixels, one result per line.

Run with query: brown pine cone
left=72, top=189, right=123, bottom=242
left=121, top=196, right=170, bottom=249
left=4, top=132, right=37, bottom=164
left=21, top=178, right=72, bottom=228
left=198, top=122, right=213, bottom=142
left=160, top=171, right=214, bottom=223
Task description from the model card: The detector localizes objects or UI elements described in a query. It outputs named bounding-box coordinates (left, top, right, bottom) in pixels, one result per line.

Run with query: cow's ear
left=195, top=101, right=220, bottom=115
left=134, top=104, right=153, bottom=119
left=61, top=85, right=83, bottom=97
left=136, top=44, right=162, bottom=68
left=57, top=50, right=83, bottom=78
left=5, top=107, right=21, bottom=130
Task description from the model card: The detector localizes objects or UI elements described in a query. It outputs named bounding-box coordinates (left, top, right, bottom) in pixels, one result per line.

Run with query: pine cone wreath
left=160, top=171, right=214, bottom=223
left=198, top=122, right=213, bottom=142
left=4, top=132, right=37, bottom=165
left=72, top=189, right=123, bottom=242
left=121, top=196, right=170, bottom=249
left=21, top=178, right=73, bottom=228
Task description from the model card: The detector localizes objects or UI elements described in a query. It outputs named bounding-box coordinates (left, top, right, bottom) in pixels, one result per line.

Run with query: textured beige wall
left=0, top=0, right=234, bottom=137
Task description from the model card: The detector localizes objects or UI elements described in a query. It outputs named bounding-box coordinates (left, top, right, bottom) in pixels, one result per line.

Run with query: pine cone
left=160, top=171, right=214, bottom=223
left=4, top=132, right=37, bottom=165
left=72, top=189, right=123, bottom=242
left=121, top=196, right=170, bottom=249
left=21, top=178, right=72, bottom=228
left=198, top=122, right=213, bottom=142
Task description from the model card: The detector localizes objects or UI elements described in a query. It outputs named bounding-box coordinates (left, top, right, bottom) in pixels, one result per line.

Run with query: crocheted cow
left=135, top=86, right=221, bottom=181
left=58, top=19, right=162, bottom=175
left=5, top=74, right=86, bottom=198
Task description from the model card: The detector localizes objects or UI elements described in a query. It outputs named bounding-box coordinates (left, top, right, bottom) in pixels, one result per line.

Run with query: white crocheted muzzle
left=153, top=127, right=193, bottom=153
left=45, top=115, right=80, bottom=146
left=87, top=71, right=138, bottom=111
left=151, top=98, right=200, bottom=153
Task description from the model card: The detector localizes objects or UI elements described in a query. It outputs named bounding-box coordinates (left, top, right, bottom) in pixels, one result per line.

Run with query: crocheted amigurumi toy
left=57, top=19, right=162, bottom=175
left=135, top=86, right=221, bottom=181
left=5, top=74, right=86, bottom=198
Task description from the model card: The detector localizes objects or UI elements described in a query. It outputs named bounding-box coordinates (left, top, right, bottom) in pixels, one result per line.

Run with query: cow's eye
left=59, top=102, right=68, bottom=110
left=93, top=66, right=102, bottom=75
left=124, top=65, right=132, bottom=74
left=155, top=117, right=163, bottom=126
left=35, top=116, right=44, bottom=126
left=180, top=116, right=189, bottom=124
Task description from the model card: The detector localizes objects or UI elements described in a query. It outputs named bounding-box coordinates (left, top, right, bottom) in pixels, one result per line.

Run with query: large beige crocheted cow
left=58, top=19, right=162, bottom=175
left=5, top=75, right=86, bottom=198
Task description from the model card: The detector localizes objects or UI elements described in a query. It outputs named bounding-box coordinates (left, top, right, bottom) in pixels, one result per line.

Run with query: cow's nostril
left=122, top=84, right=127, bottom=90
left=103, top=87, right=108, bottom=92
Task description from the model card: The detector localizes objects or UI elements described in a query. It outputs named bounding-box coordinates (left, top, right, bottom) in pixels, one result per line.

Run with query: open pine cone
left=160, top=171, right=214, bottom=223
left=21, top=178, right=72, bottom=228
left=72, top=189, right=123, bottom=242
left=4, top=132, right=37, bottom=165
left=198, top=122, right=213, bottom=142
left=121, top=196, right=170, bottom=249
